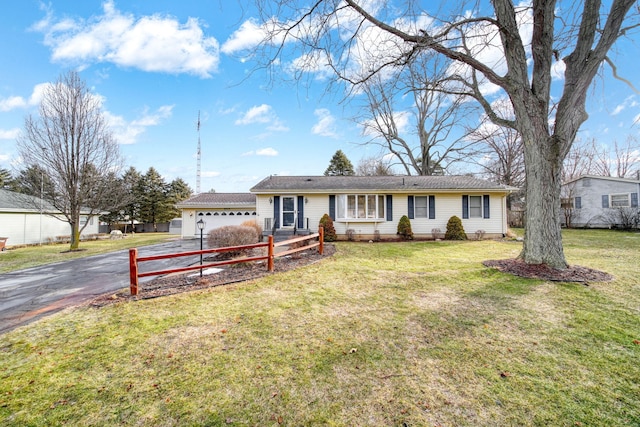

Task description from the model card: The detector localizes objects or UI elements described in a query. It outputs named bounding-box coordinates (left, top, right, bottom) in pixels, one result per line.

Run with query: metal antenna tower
left=196, top=111, right=201, bottom=194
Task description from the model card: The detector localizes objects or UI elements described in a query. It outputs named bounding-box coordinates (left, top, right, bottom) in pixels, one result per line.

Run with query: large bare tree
left=248, top=0, right=639, bottom=268
left=358, top=53, right=479, bottom=175
left=467, top=98, right=525, bottom=196
left=18, top=71, right=123, bottom=250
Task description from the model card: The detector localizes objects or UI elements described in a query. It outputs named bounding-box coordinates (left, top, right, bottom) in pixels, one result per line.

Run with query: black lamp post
left=196, top=219, right=205, bottom=277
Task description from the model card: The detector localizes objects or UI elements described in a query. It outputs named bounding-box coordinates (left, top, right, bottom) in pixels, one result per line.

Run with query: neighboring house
left=561, top=175, right=640, bottom=228
left=0, top=189, right=102, bottom=246
left=176, top=193, right=257, bottom=238
left=250, top=175, right=516, bottom=240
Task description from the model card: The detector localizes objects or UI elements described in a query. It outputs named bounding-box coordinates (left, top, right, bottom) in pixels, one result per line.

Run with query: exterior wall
left=567, top=177, right=640, bottom=228
left=181, top=207, right=257, bottom=238
left=256, top=192, right=509, bottom=240
left=0, top=212, right=100, bottom=246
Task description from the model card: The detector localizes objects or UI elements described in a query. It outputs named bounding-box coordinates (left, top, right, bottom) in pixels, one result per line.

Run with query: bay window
left=337, top=194, right=385, bottom=220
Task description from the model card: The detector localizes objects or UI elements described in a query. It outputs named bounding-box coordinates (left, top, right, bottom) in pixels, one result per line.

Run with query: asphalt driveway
left=0, top=239, right=203, bottom=334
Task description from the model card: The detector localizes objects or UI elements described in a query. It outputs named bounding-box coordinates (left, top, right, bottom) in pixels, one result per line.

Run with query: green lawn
left=0, top=233, right=175, bottom=273
left=1, top=229, right=639, bottom=426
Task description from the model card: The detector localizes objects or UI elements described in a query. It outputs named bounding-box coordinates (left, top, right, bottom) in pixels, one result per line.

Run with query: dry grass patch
left=1, top=231, right=639, bottom=426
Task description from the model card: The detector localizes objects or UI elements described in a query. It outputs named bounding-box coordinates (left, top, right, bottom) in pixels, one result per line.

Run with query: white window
left=415, top=196, right=429, bottom=218
left=610, top=194, right=630, bottom=208
left=337, top=194, right=385, bottom=219
left=469, top=196, right=482, bottom=218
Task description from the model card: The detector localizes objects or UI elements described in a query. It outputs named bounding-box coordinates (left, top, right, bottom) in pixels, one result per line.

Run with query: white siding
left=0, top=212, right=100, bottom=246
left=569, top=177, right=640, bottom=227
left=256, top=192, right=508, bottom=239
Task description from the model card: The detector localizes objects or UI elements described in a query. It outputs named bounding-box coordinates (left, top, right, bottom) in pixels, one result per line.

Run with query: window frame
left=336, top=194, right=386, bottom=221
left=610, top=193, right=630, bottom=208
left=468, top=195, right=483, bottom=218
left=414, top=196, right=429, bottom=218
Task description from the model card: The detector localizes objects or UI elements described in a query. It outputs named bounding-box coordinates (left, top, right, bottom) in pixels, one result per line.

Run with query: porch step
left=263, top=229, right=311, bottom=242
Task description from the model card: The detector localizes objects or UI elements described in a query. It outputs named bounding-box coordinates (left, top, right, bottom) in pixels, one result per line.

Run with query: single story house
left=561, top=175, right=640, bottom=228
left=250, top=175, right=516, bottom=240
left=0, top=189, right=102, bottom=247
left=176, top=192, right=257, bottom=238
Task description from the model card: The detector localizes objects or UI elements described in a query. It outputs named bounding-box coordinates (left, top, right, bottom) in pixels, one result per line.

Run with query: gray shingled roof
left=251, top=175, right=516, bottom=193
left=0, top=189, right=49, bottom=212
left=176, top=192, right=256, bottom=207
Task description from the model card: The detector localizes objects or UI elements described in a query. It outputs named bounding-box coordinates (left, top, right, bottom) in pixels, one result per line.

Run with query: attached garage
left=176, top=193, right=257, bottom=238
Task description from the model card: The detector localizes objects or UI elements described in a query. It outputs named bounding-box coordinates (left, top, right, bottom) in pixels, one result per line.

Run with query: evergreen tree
left=0, top=168, right=12, bottom=188
left=11, top=165, right=55, bottom=198
left=166, top=177, right=193, bottom=219
left=139, top=167, right=173, bottom=230
left=324, top=150, right=355, bottom=176
left=121, top=167, right=143, bottom=232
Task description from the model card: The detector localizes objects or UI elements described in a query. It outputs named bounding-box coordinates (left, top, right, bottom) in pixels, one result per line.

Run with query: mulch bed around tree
left=89, top=244, right=336, bottom=308
left=483, top=258, right=614, bottom=284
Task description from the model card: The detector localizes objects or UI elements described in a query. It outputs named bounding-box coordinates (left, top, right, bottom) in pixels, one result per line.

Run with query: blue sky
left=0, top=1, right=638, bottom=192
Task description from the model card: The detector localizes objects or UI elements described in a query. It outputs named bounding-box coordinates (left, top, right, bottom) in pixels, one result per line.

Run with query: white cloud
left=33, top=0, right=220, bottom=78
left=0, top=96, right=27, bottom=112
left=611, top=95, right=638, bottom=116
left=311, top=108, right=338, bottom=138
left=0, top=128, right=21, bottom=140
left=221, top=18, right=268, bottom=54
left=106, top=104, right=174, bottom=145
left=131, top=105, right=174, bottom=126
left=235, top=104, right=289, bottom=131
left=201, top=170, right=220, bottom=177
left=0, top=83, right=50, bottom=112
left=551, top=60, right=566, bottom=80
left=242, top=147, right=279, bottom=156
left=256, top=147, right=278, bottom=156
left=0, top=154, right=9, bottom=162
left=235, top=104, right=273, bottom=125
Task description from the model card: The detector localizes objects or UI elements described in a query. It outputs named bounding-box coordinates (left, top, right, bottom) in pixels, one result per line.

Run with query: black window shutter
left=483, top=195, right=490, bottom=219
left=631, top=193, right=638, bottom=208
left=329, top=195, right=336, bottom=220
left=462, top=195, right=469, bottom=219
left=273, top=196, right=280, bottom=228
left=429, top=195, right=435, bottom=219
left=602, top=195, right=609, bottom=208
left=297, top=196, right=304, bottom=228
left=386, top=195, right=393, bottom=221
left=407, top=196, right=414, bottom=219
left=575, top=196, right=582, bottom=209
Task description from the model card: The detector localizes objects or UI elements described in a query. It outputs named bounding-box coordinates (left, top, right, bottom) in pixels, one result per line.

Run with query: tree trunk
left=69, top=221, right=80, bottom=251
left=520, top=134, right=567, bottom=269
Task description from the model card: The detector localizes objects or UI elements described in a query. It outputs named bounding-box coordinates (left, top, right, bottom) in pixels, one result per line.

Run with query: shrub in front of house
left=241, top=220, right=263, bottom=240
left=397, top=215, right=414, bottom=240
left=445, top=216, right=467, bottom=240
left=319, top=214, right=337, bottom=242
left=207, top=225, right=259, bottom=259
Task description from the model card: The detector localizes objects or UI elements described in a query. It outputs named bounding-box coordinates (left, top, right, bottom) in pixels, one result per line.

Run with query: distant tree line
left=98, top=166, right=192, bottom=232
left=2, top=164, right=192, bottom=233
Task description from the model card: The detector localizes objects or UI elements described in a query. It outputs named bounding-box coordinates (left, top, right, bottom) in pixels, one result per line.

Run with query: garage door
left=196, top=211, right=257, bottom=234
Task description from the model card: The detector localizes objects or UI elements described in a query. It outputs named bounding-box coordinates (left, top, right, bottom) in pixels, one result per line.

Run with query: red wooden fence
left=129, top=227, right=324, bottom=296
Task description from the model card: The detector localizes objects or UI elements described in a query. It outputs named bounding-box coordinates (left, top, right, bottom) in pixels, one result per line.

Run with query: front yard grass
left=1, top=229, right=638, bottom=426
left=0, top=233, right=175, bottom=273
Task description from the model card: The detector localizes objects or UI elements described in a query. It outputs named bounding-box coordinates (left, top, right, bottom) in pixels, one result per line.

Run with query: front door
left=281, top=196, right=296, bottom=228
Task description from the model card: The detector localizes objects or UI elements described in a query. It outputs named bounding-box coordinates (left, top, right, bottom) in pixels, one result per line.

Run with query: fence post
left=268, top=235, right=274, bottom=272
left=129, top=248, right=139, bottom=296
left=318, top=226, right=324, bottom=255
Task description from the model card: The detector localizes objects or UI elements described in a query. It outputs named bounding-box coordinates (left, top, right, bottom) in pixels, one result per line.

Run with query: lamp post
left=196, top=219, right=205, bottom=277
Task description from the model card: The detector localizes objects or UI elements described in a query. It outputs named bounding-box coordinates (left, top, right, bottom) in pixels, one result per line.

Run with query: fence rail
left=129, top=227, right=324, bottom=296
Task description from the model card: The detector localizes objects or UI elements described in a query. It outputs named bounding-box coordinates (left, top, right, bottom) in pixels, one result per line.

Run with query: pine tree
left=0, top=168, right=12, bottom=188
left=324, top=150, right=355, bottom=176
